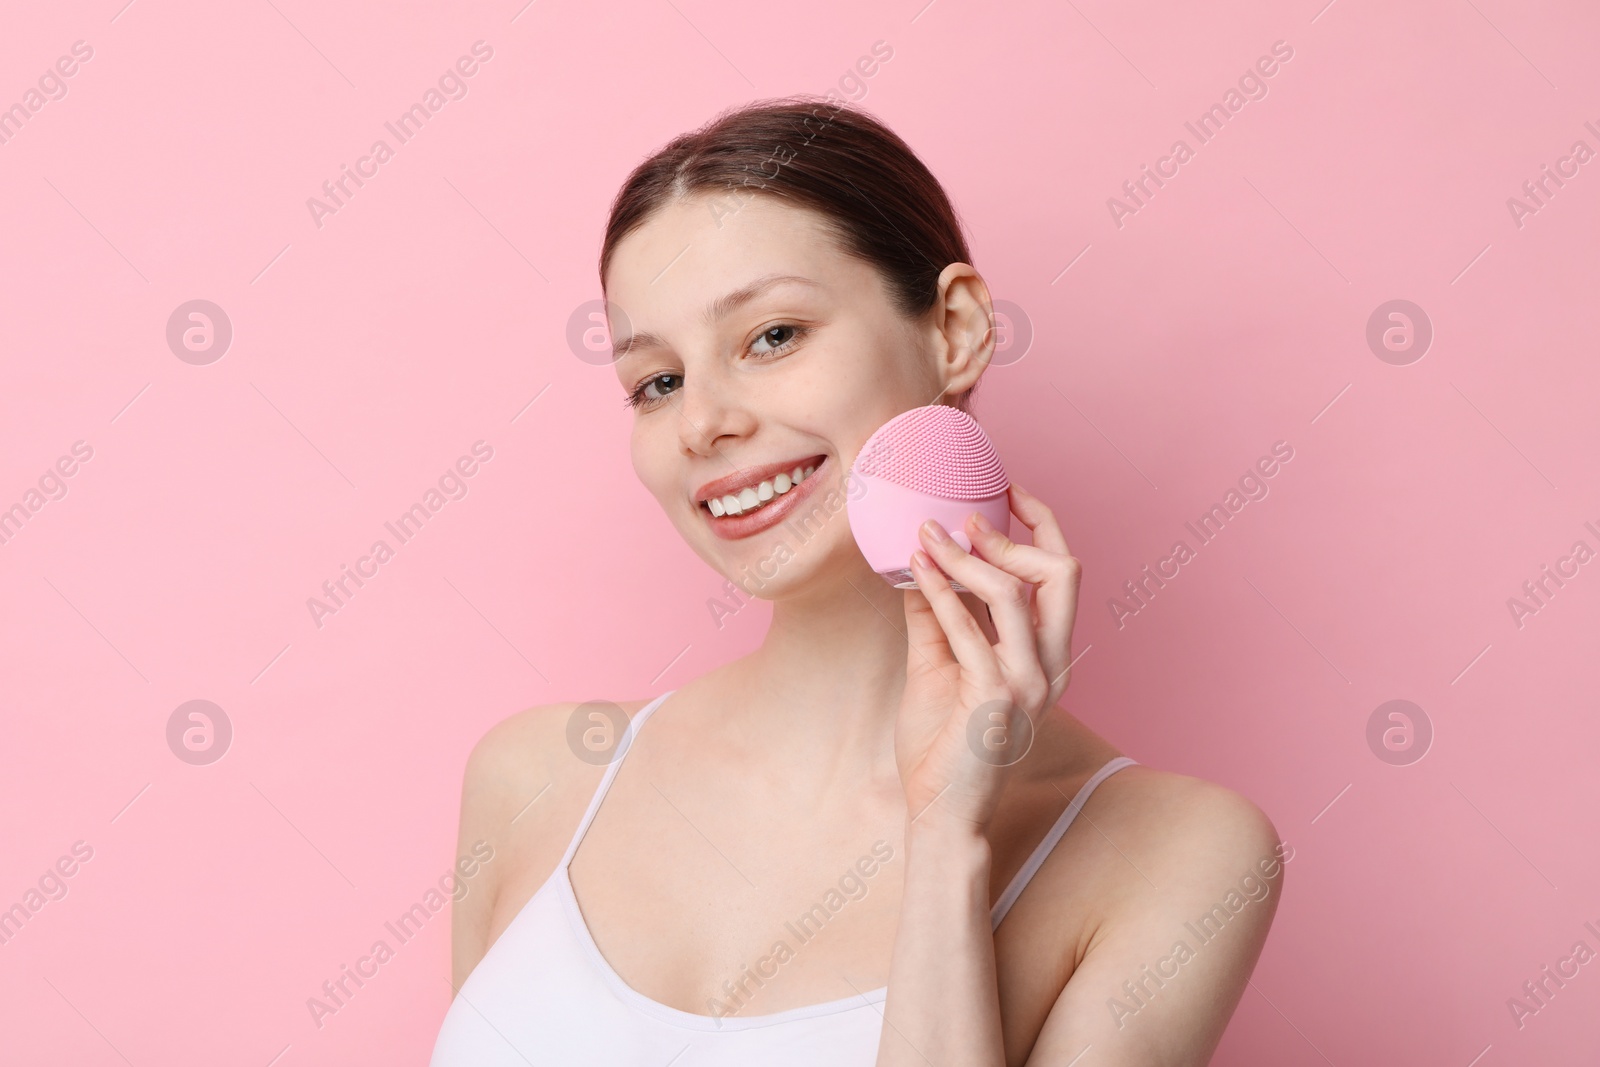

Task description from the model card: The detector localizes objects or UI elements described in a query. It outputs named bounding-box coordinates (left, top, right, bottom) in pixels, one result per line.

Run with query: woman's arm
left=1023, top=780, right=1285, bottom=1066
left=878, top=777, right=1285, bottom=1067
left=877, top=486, right=1281, bottom=1065
left=447, top=703, right=581, bottom=992
left=449, top=724, right=513, bottom=992
left=878, top=484, right=1084, bottom=1065
left=875, top=816, right=1005, bottom=1064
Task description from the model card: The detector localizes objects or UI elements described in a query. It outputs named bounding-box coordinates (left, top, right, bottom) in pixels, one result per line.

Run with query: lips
left=696, top=454, right=831, bottom=541
left=693, top=454, right=827, bottom=505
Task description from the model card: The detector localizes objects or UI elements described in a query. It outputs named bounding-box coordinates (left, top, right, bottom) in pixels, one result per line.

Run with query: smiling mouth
left=701, top=457, right=824, bottom=517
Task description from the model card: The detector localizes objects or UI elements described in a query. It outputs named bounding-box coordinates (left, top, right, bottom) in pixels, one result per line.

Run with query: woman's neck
left=708, top=558, right=986, bottom=790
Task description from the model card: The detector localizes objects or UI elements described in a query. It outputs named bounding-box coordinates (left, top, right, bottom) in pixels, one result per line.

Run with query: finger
left=919, top=521, right=1035, bottom=655
left=915, top=527, right=1033, bottom=685
left=1009, top=483, right=1070, bottom=557
left=970, top=491, right=1081, bottom=693
left=966, top=510, right=1073, bottom=588
left=909, top=549, right=1004, bottom=687
left=901, top=584, right=958, bottom=679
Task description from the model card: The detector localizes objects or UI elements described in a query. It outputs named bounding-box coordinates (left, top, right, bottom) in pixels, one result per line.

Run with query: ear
left=927, top=263, right=996, bottom=403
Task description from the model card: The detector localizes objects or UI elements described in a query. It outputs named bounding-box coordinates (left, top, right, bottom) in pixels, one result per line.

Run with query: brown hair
left=599, top=95, right=980, bottom=408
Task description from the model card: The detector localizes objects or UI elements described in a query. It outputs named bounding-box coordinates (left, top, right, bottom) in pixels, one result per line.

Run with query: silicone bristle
left=854, top=405, right=1008, bottom=500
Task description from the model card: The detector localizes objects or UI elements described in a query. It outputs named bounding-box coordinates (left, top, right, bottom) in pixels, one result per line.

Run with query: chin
left=713, top=531, right=853, bottom=600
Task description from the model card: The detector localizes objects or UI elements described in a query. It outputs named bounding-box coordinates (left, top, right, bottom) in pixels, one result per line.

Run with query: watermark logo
left=166, top=300, right=232, bottom=365
left=1107, top=40, right=1295, bottom=228
left=1506, top=521, right=1599, bottom=629
left=0, top=40, right=94, bottom=148
left=0, top=439, right=94, bottom=548
left=565, top=700, right=632, bottom=765
left=706, top=840, right=896, bottom=1024
left=1365, top=699, right=1431, bottom=766
left=1365, top=300, right=1431, bottom=366
left=704, top=42, right=895, bottom=232
left=0, top=840, right=95, bottom=949
left=705, top=454, right=886, bottom=628
left=1108, top=841, right=1293, bottom=1029
left=166, top=699, right=232, bottom=765
left=307, top=840, right=495, bottom=1029
left=306, top=441, right=495, bottom=630
left=985, top=299, right=1034, bottom=368
left=1110, top=441, right=1295, bottom=629
left=306, top=42, right=494, bottom=230
left=1507, top=122, right=1600, bottom=230
left=566, top=299, right=631, bottom=366
left=965, top=698, right=1036, bottom=766
left=1507, top=920, right=1600, bottom=1030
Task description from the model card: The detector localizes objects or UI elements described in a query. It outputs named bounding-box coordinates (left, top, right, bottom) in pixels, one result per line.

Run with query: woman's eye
left=750, top=324, right=800, bottom=355
left=627, top=326, right=806, bottom=411
left=627, top=373, right=681, bottom=409
left=646, top=374, right=682, bottom=399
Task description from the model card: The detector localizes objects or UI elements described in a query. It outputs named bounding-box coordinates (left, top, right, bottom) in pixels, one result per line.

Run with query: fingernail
left=912, top=549, right=933, bottom=569
left=921, top=519, right=949, bottom=543
left=970, top=512, right=993, bottom=533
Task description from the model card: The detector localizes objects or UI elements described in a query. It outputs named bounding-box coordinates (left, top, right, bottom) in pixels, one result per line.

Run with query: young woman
left=430, top=97, right=1284, bottom=1066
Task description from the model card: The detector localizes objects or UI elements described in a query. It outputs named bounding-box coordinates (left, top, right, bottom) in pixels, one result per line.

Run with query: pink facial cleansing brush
left=846, top=404, right=1010, bottom=590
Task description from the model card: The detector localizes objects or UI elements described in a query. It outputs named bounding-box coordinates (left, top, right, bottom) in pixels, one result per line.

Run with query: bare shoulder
left=1091, top=763, right=1285, bottom=883
left=462, top=701, right=582, bottom=816
left=1016, top=714, right=1285, bottom=905
left=460, top=697, right=656, bottom=822
left=1024, top=761, right=1290, bottom=1066
left=448, top=697, right=652, bottom=990
left=1077, top=763, right=1288, bottom=943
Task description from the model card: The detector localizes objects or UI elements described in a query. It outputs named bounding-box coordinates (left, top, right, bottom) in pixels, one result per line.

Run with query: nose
left=674, top=369, right=755, bottom=461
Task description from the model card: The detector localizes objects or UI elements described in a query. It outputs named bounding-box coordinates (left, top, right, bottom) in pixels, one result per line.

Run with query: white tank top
left=429, top=691, right=1137, bottom=1066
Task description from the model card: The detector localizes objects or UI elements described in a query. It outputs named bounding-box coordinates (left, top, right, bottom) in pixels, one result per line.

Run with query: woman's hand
left=893, top=483, right=1084, bottom=838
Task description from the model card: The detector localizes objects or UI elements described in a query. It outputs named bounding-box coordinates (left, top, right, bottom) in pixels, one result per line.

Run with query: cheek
left=628, top=428, right=654, bottom=488
left=630, top=424, right=678, bottom=506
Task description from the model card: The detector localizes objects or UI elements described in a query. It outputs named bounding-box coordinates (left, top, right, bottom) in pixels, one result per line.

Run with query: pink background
left=4, top=0, right=1599, bottom=1063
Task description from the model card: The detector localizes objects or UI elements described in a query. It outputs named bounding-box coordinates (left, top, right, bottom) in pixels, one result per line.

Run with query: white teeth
left=704, top=460, right=821, bottom=517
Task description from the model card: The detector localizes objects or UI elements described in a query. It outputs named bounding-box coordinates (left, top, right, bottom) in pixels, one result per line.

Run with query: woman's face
left=603, top=193, right=984, bottom=596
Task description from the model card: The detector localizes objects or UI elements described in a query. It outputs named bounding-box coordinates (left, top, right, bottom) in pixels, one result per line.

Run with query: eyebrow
left=611, top=273, right=821, bottom=361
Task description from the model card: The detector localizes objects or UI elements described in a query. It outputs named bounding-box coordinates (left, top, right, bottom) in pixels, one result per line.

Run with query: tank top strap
left=555, top=691, right=676, bottom=871
left=989, top=755, right=1139, bottom=930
